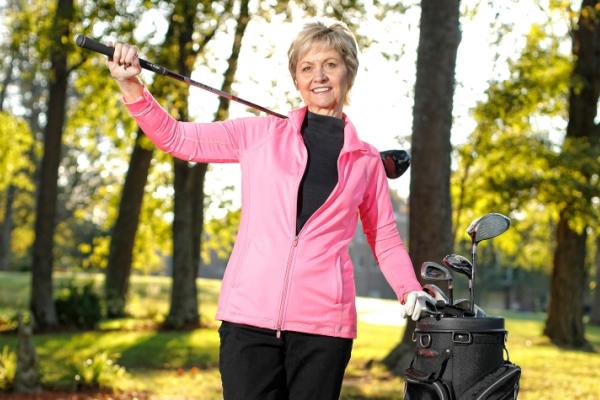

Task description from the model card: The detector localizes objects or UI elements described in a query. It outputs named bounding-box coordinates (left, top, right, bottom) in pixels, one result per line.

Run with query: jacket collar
left=288, top=106, right=367, bottom=153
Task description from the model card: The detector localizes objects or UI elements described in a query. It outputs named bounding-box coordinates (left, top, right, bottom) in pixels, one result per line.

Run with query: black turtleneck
left=296, top=111, right=345, bottom=234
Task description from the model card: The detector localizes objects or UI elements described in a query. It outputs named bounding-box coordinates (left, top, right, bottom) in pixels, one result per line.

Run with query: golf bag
left=404, top=315, right=521, bottom=400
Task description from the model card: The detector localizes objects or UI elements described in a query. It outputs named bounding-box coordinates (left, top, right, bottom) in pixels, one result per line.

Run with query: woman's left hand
left=400, top=291, right=436, bottom=321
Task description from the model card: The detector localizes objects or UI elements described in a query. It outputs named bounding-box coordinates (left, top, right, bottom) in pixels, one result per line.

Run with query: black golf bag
left=404, top=315, right=521, bottom=400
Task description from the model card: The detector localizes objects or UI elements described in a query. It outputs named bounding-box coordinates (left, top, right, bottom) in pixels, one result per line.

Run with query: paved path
left=355, top=296, right=406, bottom=327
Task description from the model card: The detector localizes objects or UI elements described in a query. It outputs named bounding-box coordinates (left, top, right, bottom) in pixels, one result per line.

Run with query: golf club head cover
left=400, top=290, right=436, bottom=321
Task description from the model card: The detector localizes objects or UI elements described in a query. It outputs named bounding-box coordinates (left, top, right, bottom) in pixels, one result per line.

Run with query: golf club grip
left=75, top=35, right=166, bottom=75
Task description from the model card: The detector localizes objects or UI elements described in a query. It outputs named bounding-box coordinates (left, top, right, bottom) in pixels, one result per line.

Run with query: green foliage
left=0, top=346, right=17, bottom=391
left=54, top=282, right=103, bottom=329
left=0, top=112, right=33, bottom=193
left=72, top=351, right=126, bottom=390
left=452, top=21, right=574, bottom=271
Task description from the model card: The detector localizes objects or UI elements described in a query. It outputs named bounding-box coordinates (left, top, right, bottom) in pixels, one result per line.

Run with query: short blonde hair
left=288, top=20, right=359, bottom=104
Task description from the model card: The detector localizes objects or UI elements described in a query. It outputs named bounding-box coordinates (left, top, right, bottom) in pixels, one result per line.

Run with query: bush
left=73, top=352, right=126, bottom=390
left=0, top=346, right=16, bottom=391
left=55, top=283, right=103, bottom=329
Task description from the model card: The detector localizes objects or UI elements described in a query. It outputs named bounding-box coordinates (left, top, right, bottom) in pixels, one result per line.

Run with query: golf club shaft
left=471, top=244, right=477, bottom=314
left=75, top=35, right=288, bottom=119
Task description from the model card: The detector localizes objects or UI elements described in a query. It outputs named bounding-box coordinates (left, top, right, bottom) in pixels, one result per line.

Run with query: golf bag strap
left=406, top=348, right=451, bottom=383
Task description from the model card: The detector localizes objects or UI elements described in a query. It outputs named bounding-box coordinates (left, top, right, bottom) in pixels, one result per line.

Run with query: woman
left=109, top=20, right=432, bottom=400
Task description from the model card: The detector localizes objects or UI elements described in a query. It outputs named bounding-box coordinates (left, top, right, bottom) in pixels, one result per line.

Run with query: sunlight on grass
left=2, top=271, right=600, bottom=399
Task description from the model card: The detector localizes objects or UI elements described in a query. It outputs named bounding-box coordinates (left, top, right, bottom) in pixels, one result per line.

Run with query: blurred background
left=0, top=0, right=599, bottom=398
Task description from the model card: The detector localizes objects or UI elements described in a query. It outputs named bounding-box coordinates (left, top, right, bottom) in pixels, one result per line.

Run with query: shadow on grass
left=117, top=328, right=220, bottom=370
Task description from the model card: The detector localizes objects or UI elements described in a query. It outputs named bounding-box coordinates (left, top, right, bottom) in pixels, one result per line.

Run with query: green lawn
left=1, top=271, right=599, bottom=399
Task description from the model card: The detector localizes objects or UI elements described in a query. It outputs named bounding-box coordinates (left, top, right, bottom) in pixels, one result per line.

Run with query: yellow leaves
left=0, top=112, right=33, bottom=192
left=79, top=243, right=92, bottom=254
left=81, top=236, right=109, bottom=270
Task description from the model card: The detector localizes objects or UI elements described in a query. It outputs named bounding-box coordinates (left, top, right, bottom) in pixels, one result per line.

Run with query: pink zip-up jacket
left=125, top=88, right=422, bottom=338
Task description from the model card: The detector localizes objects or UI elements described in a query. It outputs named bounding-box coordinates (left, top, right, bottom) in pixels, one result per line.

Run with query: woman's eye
left=327, top=63, right=337, bottom=69
left=302, top=66, right=311, bottom=72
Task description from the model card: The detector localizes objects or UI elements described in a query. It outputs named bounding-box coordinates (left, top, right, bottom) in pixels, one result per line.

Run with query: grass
left=1, top=271, right=600, bottom=399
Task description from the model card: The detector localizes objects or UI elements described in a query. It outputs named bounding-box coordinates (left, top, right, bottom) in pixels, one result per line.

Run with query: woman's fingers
left=106, top=42, right=142, bottom=81
left=124, top=45, right=138, bottom=67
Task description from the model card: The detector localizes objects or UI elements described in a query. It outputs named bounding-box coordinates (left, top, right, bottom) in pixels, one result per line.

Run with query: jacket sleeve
left=358, top=152, right=422, bottom=302
left=123, top=87, right=272, bottom=163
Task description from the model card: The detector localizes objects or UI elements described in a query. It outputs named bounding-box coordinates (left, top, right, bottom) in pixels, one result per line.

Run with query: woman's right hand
left=107, top=42, right=144, bottom=101
left=107, top=42, right=142, bottom=81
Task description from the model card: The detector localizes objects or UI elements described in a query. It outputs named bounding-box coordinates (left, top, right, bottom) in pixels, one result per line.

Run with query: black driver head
left=442, top=254, right=473, bottom=279
left=380, top=149, right=410, bottom=179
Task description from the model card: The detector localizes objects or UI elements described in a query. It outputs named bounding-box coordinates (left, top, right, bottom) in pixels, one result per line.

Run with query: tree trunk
left=104, top=129, right=153, bottom=317
left=30, top=0, right=73, bottom=330
left=167, top=157, right=200, bottom=328
left=164, top=1, right=203, bottom=329
left=166, top=0, right=250, bottom=328
left=590, top=236, right=600, bottom=325
left=104, top=0, right=230, bottom=318
left=191, top=162, right=207, bottom=294
left=0, top=184, right=16, bottom=270
left=544, top=0, right=600, bottom=349
left=383, top=0, right=460, bottom=374
left=544, top=217, right=589, bottom=347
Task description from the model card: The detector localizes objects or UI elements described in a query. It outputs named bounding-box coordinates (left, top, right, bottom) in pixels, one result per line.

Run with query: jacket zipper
left=276, top=236, right=299, bottom=339
left=274, top=136, right=347, bottom=338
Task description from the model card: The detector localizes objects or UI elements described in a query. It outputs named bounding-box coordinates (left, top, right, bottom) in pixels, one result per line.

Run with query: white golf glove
left=400, top=290, right=436, bottom=321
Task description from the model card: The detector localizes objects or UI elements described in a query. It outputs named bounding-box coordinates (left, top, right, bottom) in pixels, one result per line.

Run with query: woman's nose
left=312, top=67, right=327, bottom=82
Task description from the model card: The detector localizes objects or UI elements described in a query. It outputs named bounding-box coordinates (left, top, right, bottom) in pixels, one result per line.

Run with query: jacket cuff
left=123, top=87, right=153, bottom=116
left=398, top=282, right=424, bottom=304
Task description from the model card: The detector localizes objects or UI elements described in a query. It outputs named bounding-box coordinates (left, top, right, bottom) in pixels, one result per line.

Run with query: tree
left=166, top=0, right=251, bottom=328
left=30, top=0, right=75, bottom=329
left=591, top=236, right=600, bottom=325
left=544, top=0, right=600, bottom=349
left=0, top=1, right=41, bottom=271
left=104, top=0, right=234, bottom=318
left=383, top=0, right=461, bottom=373
left=22, top=0, right=136, bottom=329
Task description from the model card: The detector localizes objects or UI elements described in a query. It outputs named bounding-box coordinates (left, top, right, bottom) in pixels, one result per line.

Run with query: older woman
left=109, top=20, right=432, bottom=400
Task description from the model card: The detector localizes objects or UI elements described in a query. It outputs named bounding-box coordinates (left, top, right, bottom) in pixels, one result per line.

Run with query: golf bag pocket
left=404, top=347, right=453, bottom=400
left=404, top=377, right=452, bottom=400
left=460, top=362, right=521, bottom=400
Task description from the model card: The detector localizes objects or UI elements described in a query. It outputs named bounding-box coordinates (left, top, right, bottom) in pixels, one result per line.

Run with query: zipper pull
left=276, top=329, right=282, bottom=339
left=293, top=236, right=299, bottom=247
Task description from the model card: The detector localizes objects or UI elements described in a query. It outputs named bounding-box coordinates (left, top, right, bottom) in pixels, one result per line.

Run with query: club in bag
left=442, top=254, right=472, bottom=308
left=420, top=261, right=453, bottom=305
left=453, top=298, right=487, bottom=317
left=423, top=283, right=450, bottom=304
left=75, top=35, right=410, bottom=180
left=465, top=213, right=511, bottom=313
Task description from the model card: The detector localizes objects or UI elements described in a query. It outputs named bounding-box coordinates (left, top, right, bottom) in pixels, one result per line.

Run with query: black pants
left=219, top=321, right=353, bottom=400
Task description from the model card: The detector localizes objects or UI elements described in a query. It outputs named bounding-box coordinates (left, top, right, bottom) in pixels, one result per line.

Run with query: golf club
left=465, top=212, right=511, bottom=313
left=75, top=35, right=411, bottom=179
left=453, top=298, right=486, bottom=317
left=420, top=261, right=453, bottom=306
left=423, top=283, right=450, bottom=304
left=442, top=253, right=473, bottom=306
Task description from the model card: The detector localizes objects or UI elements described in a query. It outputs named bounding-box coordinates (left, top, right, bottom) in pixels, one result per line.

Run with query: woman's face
left=295, top=43, right=348, bottom=118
